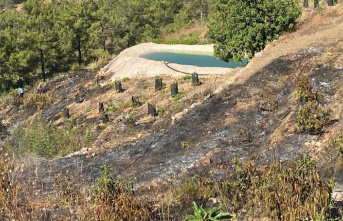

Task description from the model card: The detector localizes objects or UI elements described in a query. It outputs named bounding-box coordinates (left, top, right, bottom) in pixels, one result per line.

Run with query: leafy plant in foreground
left=185, top=201, right=232, bottom=221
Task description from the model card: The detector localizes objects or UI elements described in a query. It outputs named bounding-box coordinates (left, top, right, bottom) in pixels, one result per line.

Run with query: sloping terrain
left=2, top=3, right=343, bottom=219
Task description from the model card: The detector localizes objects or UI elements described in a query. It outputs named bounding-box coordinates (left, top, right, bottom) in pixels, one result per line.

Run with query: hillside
left=2, top=3, right=343, bottom=220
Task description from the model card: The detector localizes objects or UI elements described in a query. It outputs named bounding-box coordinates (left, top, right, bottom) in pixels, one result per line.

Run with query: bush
left=296, top=76, right=332, bottom=133
left=23, top=93, right=53, bottom=111
left=296, top=101, right=332, bottom=133
left=185, top=201, right=232, bottom=221
left=296, top=76, right=320, bottom=102
left=106, top=101, right=117, bottom=113
left=87, top=164, right=156, bottom=220
left=221, top=155, right=333, bottom=220
left=12, top=115, right=83, bottom=158
left=182, top=75, right=192, bottom=80
left=121, top=77, right=130, bottom=82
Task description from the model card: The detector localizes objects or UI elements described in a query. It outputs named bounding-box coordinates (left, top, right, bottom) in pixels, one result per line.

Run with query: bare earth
left=103, top=42, right=235, bottom=80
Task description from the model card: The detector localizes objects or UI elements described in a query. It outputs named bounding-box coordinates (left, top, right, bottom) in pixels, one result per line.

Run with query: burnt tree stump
left=63, top=108, right=70, bottom=118
left=75, top=93, right=84, bottom=103
left=171, top=83, right=178, bottom=97
left=100, top=113, right=109, bottom=123
left=99, top=102, right=105, bottom=112
left=155, top=78, right=163, bottom=90
left=148, top=103, right=157, bottom=116
left=115, top=81, right=123, bottom=93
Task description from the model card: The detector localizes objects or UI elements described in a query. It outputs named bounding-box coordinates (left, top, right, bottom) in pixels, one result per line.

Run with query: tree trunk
left=77, top=34, right=82, bottom=65
left=327, top=0, right=334, bottom=6
left=303, top=0, right=309, bottom=8
left=40, top=49, right=46, bottom=81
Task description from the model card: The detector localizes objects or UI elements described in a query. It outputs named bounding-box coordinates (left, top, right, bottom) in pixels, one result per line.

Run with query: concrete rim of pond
left=103, top=42, right=237, bottom=81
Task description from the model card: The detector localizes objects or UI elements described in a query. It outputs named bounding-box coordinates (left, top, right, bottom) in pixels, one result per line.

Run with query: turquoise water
left=140, top=52, right=247, bottom=68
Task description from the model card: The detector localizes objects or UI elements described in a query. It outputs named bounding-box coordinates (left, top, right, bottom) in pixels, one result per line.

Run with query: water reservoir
left=140, top=52, right=248, bottom=68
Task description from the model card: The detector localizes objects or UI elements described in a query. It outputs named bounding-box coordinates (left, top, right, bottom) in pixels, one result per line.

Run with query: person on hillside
left=18, top=87, right=24, bottom=97
left=37, top=83, right=43, bottom=94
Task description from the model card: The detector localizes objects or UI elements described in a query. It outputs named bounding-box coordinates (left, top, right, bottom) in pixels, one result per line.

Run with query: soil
left=2, top=3, right=343, bottom=219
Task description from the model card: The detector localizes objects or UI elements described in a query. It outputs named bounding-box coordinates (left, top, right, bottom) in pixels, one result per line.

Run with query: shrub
left=130, top=98, right=142, bottom=108
left=172, top=94, right=183, bottom=102
left=329, top=133, right=343, bottom=155
left=138, top=78, right=148, bottom=89
left=22, top=93, right=53, bottom=111
left=121, top=77, right=130, bottom=82
left=296, top=76, right=332, bottom=133
left=296, top=76, right=320, bottom=102
left=182, top=75, right=192, bottom=80
left=221, top=155, right=333, bottom=220
left=157, top=106, right=166, bottom=116
left=296, top=101, right=332, bottom=133
left=88, top=164, right=156, bottom=220
left=91, top=164, right=115, bottom=201
left=106, top=101, right=117, bottom=112
left=181, top=140, right=192, bottom=148
left=12, top=115, right=83, bottom=158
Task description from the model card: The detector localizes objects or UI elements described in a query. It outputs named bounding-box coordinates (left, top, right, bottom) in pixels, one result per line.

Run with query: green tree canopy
left=207, top=0, right=301, bottom=62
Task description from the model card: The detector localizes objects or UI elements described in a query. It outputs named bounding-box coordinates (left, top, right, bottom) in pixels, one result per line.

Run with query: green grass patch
left=11, top=115, right=83, bottom=159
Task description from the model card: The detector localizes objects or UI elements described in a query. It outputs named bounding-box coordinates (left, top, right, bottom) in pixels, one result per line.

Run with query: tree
left=54, top=0, right=94, bottom=66
left=0, top=10, right=20, bottom=91
left=207, top=0, right=301, bottom=62
left=22, top=0, right=60, bottom=80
